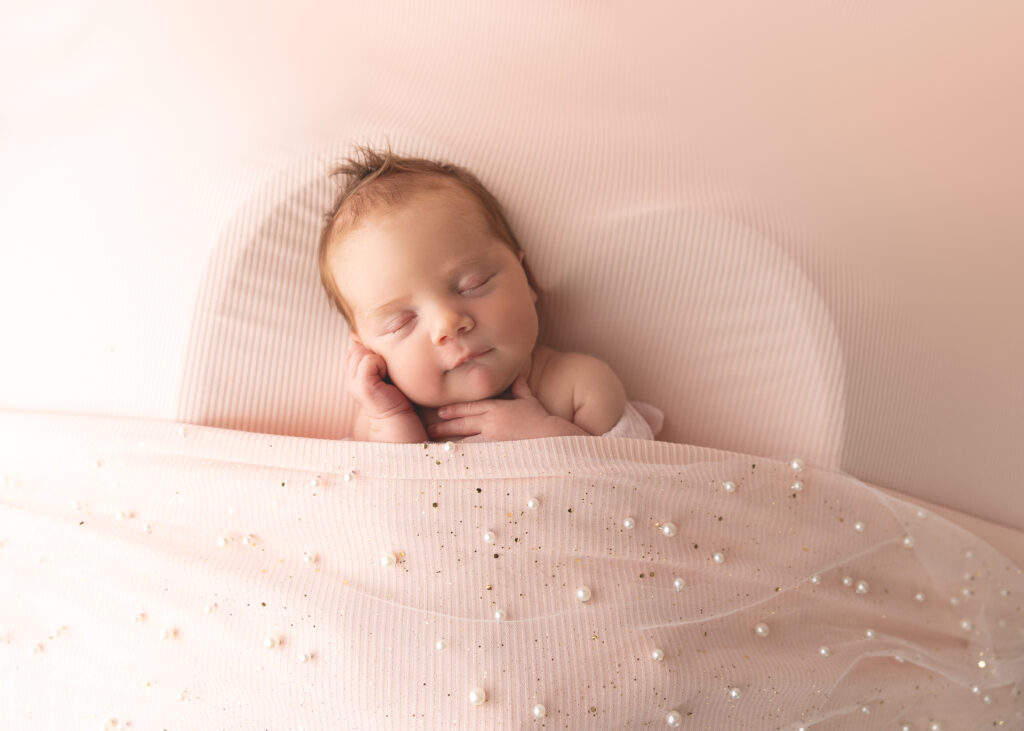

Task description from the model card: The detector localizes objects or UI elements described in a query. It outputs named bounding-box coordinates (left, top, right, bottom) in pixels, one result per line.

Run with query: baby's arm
left=562, top=353, right=627, bottom=435
left=428, top=352, right=626, bottom=441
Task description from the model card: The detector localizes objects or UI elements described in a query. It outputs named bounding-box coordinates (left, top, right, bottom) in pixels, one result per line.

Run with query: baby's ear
left=517, top=252, right=539, bottom=304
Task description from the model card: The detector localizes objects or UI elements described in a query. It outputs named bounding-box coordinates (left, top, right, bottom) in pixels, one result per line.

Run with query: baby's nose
left=430, top=308, right=474, bottom=344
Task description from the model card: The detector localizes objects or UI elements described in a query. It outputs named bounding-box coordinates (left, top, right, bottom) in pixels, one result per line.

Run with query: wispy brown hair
left=317, top=145, right=539, bottom=330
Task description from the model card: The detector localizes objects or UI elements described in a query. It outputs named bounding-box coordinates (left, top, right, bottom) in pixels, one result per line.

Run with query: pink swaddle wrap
left=1, top=411, right=1021, bottom=729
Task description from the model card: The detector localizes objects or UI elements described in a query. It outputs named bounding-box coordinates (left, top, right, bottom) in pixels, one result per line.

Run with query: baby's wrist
left=367, top=410, right=428, bottom=443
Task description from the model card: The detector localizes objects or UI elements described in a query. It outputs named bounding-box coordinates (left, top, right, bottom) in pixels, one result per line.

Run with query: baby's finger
left=356, top=352, right=386, bottom=383
left=345, top=345, right=364, bottom=385
left=428, top=417, right=480, bottom=439
left=510, top=375, right=534, bottom=399
left=437, top=401, right=491, bottom=419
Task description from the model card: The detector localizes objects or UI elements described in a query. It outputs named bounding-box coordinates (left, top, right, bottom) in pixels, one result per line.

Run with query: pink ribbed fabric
left=1, top=411, right=1021, bottom=728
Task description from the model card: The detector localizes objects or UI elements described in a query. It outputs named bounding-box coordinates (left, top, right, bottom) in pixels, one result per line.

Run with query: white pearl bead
left=436, top=639, right=447, bottom=651
left=381, top=552, right=396, bottom=566
left=723, top=481, right=736, bottom=492
left=728, top=687, right=741, bottom=700
left=754, top=623, right=770, bottom=637
left=483, top=530, right=496, bottom=544
left=177, top=425, right=187, bottom=437
left=860, top=705, right=870, bottom=713
left=623, top=516, right=635, bottom=530
left=660, top=522, right=677, bottom=538
left=855, top=580, right=870, bottom=594
left=790, top=458, right=804, bottom=472
left=842, top=576, right=854, bottom=587
left=666, top=710, right=683, bottom=727
left=950, top=596, right=960, bottom=606
left=264, top=636, right=278, bottom=648
left=141, top=523, right=150, bottom=534
left=673, top=577, right=686, bottom=591
left=914, top=592, right=926, bottom=602
left=494, top=609, right=506, bottom=621
left=903, top=535, right=915, bottom=548
left=712, top=552, right=725, bottom=564
left=811, top=574, right=821, bottom=585
left=901, top=725, right=912, bottom=731
left=854, top=521, right=865, bottom=532
left=866, top=629, right=875, bottom=639
left=468, top=687, right=486, bottom=706
left=343, top=471, right=354, bottom=482
left=303, top=552, right=317, bottom=564
left=298, top=652, right=312, bottom=663
left=916, top=509, right=926, bottom=519
left=527, top=497, right=539, bottom=510
left=819, top=646, right=830, bottom=657
left=576, top=586, right=592, bottom=602
left=964, top=549, right=974, bottom=559
left=217, top=536, right=228, bottom=547
left=961, top=619, right=973, bottom=631
left=930, top=723, right=942, bottom=731
left=790, top=481, right=804, bottom=492
left=532, top=703, right=546, bottom=718
left=443, top=441, right=455, bottom=452
left=651, top=648, right=664, bottom=661
left=983, top=695, right=992, bottom=703
left=964, top=572, right=975, bottom=581
left=243, top=534, right=256, bottom=546
left=309, top=477, right=320, bottom=488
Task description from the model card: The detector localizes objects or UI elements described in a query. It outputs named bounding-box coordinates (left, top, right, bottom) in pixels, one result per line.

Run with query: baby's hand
left=346, top=336, right=415, bottom=420
left=427, top=376, right=587, bottom=441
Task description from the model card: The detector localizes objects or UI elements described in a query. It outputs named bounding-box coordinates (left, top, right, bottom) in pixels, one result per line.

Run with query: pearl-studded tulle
left=0, top=412, right=1022, bottom=729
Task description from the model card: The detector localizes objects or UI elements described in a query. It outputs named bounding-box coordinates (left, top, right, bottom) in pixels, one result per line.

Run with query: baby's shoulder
left=530, top=346, right=626, bottom=431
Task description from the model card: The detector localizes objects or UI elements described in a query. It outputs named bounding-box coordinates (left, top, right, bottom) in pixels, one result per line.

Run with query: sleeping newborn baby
left=317, top=146, right=659, bottom=442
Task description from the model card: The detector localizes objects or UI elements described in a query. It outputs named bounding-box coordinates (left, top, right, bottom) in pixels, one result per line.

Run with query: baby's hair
left=317, top=144, right=540, bottom=330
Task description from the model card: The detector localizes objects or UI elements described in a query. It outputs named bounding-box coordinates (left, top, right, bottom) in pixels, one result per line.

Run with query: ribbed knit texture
left=2, top=411, right=1022, bottom=728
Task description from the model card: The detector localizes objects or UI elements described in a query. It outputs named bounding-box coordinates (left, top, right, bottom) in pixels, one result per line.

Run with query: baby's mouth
left=447, top=348, right=493, bottom=371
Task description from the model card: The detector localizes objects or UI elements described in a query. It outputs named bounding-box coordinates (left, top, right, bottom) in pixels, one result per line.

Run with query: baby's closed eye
left=459, top=273, right=493, bottom=294
left=383, top=313, right=415, bottom=334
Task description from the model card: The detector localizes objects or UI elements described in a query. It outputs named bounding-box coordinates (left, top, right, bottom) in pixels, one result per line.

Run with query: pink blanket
left=2, top=411, right=1021, bottom=728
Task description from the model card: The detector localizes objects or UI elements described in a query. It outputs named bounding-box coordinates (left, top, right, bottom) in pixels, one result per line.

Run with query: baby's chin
left=413, top=374, right=515, bottom=408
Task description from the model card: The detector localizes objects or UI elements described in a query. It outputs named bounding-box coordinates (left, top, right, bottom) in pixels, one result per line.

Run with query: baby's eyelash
left=384, top=314, right=415, bottom=334
left=460, top=274, right=493, bottom=293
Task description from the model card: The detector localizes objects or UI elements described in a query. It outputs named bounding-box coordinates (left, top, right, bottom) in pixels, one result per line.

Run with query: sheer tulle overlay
left=1, top=411, right=1021, bottom=729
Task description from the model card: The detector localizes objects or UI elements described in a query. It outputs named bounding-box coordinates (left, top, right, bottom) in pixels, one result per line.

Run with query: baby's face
left=328, top=185, right=539, bottom=408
